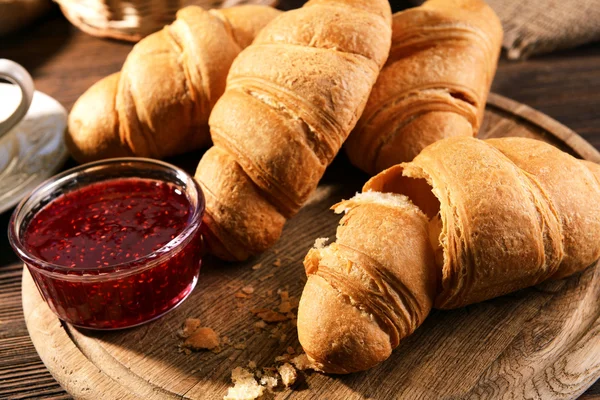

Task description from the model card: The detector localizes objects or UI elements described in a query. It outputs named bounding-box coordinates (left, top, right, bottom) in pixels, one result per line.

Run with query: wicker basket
left=55, top=0, right=278, bottom=42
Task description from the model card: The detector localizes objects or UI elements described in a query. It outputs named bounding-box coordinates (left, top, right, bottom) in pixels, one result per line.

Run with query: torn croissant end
left=298, top=136, right=600, bottom=374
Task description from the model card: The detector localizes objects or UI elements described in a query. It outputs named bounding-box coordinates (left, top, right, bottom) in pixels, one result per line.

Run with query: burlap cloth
left=409, top=0, right=600, bottom=59
left=487, top=0, right=600, bottom=59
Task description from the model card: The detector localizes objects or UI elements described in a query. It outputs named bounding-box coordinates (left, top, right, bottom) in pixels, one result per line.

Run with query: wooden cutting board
left=22, top=94, right=600, bottom=400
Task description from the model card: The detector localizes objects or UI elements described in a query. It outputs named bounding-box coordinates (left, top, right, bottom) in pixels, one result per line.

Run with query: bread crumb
left=259, top=273, right=275, bottom=282
left=257, top=310, right=288, bottom=323
left=291, top=354, right=314, bottom=371
left=278, top=301, right=292, bottom=314
left=233, top=343, right=247, bottom=350
left=254, top=321, right=267, bottom=330
left=278, top=363, right=297, bottom=387
left=183, top=327, right=220, bottom=350
left=260, top=375, right=278, bottom=390
left=274, top=355, right=289, bottom=362
left=250, top=307, right=270, bottom=314
left=178, top=318, right=201, bottom=338
left=286, top=346, right=295, bottom=355
left=273, top=259, right=282, bottom=268
left=267, top=290, right=273, bottom=296
left=251, top=263, right=262, bottom=270
left=248, top=361, right=256, bottom=369
left=224, top=367, right=264, bottom=400
left=241, top=286, right=255, bottom=295
left=279, top=333, right=287, bottom=343
left=235, top=292, right=249, bottom=299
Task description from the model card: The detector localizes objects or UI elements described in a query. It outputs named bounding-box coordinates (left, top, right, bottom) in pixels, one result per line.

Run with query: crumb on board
left=259, top=273, right=275, bottom=282
left=254, top=321, right=267, bottom=330
left=267, top=289, right=273, bottom=296
left=278, top=363, right=297, bottom=387
left=287, top=346, right=295, bottom=355
left=291, top=353, right=316, bottom=371
left=278, top=300, right=292, bottom=314
left=233, top=343, right=247, bottom=350
left=178, top=318, right=201, bottom=338
left=260, top=375, right=278, bottom=390
left=251, top=263, right=263, bottom=270
left=224, top=358, right=305, bottom=399
left=242, top=286, right=255, bottom=295
left=273, top=258, right=282, bottom=268
left=235, top=292, right=250, bottom=299
left=274, top=355, right=289, bottom=363
left=224, top=367, right=265, bottom=400
left=183, top=327, right=220, bottom=350
left=256, top=310, right=288, bottom=323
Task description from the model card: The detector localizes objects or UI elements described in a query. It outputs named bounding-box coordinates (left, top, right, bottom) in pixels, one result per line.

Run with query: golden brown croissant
left=194, top=0, right=393, bottom=261
left=345, top=0, right=503, bottom=175
left=66, top=5, right=281, bottom=163
left=298, top=137, right=600, bottom=373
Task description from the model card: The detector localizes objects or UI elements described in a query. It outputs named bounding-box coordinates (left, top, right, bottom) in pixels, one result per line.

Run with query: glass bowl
left=9, top=158, right=204, bottom=330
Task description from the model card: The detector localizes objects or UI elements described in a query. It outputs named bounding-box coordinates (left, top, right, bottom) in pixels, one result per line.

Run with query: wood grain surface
left=20, top=94, right=600, bottom=399
left=1, top=2, right=600, bottom=399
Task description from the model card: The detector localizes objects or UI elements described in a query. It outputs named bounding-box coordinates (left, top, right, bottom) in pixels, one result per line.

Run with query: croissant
left=194, top=0, right=393, bottom=261
left=345, top=0, right=503, bottom=175
left=297, top=137, right=600, bottom=373
left=66, top=5, right=281, bottom=163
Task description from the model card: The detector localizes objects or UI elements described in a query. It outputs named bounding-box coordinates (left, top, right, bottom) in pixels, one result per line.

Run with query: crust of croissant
left=372, top=137, right=600, bottom=309
left=66, top=73, right=133, bottom=163
left=297, top=192, right=436, bottom=373
left=66, top=6, right=281, bottom=163
left=345, top=0, right=503, bottom=174
left=485, top=138, right=600, bottom=279
left=299, top=136, right=600, bottom=374
left=196, top=0, right=392, bottom=260
left=195, top=147, right=286, bottom=262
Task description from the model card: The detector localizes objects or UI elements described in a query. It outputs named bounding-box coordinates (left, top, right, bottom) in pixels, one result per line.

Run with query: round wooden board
left=22, top=93, right=600, bottom=400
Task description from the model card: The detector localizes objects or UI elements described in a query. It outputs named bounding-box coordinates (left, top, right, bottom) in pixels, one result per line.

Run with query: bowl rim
left=8, top=157, right=204, bottom=279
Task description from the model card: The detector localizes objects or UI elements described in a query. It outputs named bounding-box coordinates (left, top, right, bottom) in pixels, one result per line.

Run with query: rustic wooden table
left=1, top=2, right=600, bottom=399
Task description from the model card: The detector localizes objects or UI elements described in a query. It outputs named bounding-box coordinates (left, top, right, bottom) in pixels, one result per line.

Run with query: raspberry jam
left=10, top=159, right=204, bottom=330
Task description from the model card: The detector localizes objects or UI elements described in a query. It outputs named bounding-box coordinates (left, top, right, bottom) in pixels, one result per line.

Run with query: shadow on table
left=0, top=5, right=74, bottom=77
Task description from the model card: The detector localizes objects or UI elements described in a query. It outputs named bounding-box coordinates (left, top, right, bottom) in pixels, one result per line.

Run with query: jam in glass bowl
left=9, top=158, right=204, bottom=329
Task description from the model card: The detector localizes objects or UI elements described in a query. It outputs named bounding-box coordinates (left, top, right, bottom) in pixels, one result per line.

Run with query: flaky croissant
left=194, top=0, right=392, bottom=261
left=66, top=5, right=281, bottom=163
left=345, top=0, right=503, bottom=175
left=298, top=137, right=600, bottom=373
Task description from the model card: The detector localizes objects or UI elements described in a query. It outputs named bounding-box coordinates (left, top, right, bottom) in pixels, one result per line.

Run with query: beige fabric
left=487, top=0, right=600, bottom=59
left=412, top=0, right=600, bottom=59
